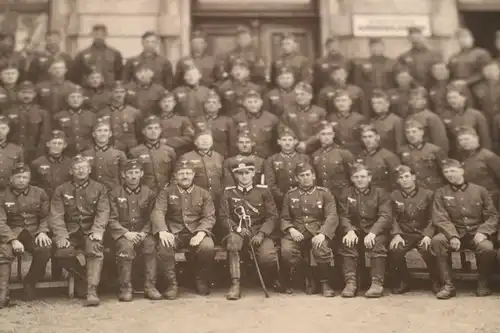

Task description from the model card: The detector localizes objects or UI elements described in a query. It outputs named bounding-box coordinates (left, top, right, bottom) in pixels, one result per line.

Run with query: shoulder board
left=225, top=186, right=236, bottom=190
left=316, top=186, right=328, bottom=192
left=286, top=187, right=298, bottom=193
left=256, top=184, right=268, bottom=188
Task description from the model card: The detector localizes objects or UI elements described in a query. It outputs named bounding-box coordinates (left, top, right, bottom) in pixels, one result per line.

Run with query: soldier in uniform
left=370, top=89, right=404, bottom=153
left=0, top=32, right=26, bottom=82
left=428, top=62, right=451, bottom=116
left=264, top=127, right=310, bottom=209
left=49, top=155, right=110, bottom=306
left=151, top=160, right=216, bottom=299
left=265, top=67, right=296, bottom=118
left=108, top=159, right=162, bottom=301
left=72, top=24, right=123, bottom=88
left=0, top=164, right=51, bottom=302
left=399, top=119, right=446, bottom=191
left=31, top=130, right=72, bottom=198
left=81, top=119, right=127, bottom=191
left=0, top=116, right=23, bottom=191
left=123, top=31, right=174, bottom=90
left=175, top=30, right=218, bottom=88
left=431, top=159, right=498, bottom=299
left=36, top=59, right=75, bottom=116
left=387, top=66, right=418, bottom=119
left=83, top=70, right=112, bottom=112
left=280, top=162, right=338, bottom=296
left=0, top=63, right=20, bottom=110
left=173, top=66, right=212, bottom=119
left=472, top=61, right=500, bottom=125
left=312, top=121, right=354, bottom=198
left=125, top=63, right=165, bottom=114
left=130, top=115, right=176, bottom=193
left=389, top=165, right=438, bottom=294
left=397, top=27, right=442, bottom=88
left=356, top=124, right=401, bottom=191
left=448, top=28, right=491, bottom=88
left=53, top=85, right=97, bottom=157
left=327, top=89, right=366, bottom=155
left=281, top=82, right=326, bottom=154
left=233, top=89, right=279, bottom=159
left=220, top=157, right=279, bottom=300
left=97, top=81, right=142, bottom=154
left=338, top=162, right=392, bottom=298
left=4, top=81, right=51, bottom=163
left=270, top=33, right=311, bottom=87
left=218, top=58, right=263, bottom=117
left=313, top=35, right=352, bottom=94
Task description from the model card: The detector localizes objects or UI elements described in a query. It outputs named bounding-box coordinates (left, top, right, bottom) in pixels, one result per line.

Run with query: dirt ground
left=1, top=286, right=499, bottom=333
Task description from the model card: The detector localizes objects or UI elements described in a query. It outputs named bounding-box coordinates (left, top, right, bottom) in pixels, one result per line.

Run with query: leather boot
left=435, top=256, right=456, bottom=300
left=365, top=257, right=386, bottom=298
left=318, top=263, right=335, bottom=297
left=263, top=265, right=285, bottom=293
left=422, top=253, right=441, bottom=294
left=117, top=258, right=133, bottom=302
left=391, top=252, right=409, bottom=295
left=58, top=257, right=86, bottom=298
left=304, top=262, right=316, bottom=295
left=162, top=263, right=178, bottom=300
left=0, top=264, right=11, bottom=309
left=341, top=257, right=357, bottom=298
left=226, top=251, right=241, bottom=300
left=227, top=279, right=241, bottom=300
left=195, top=268, right=211, bottom=296
left=143, top=255, right=162, bottom=300
left=23, top=249, right=51, bottom=301
left=280, top=262, right=294, bottom=294
left=85, top=258, right=103, bottom=307
left=476, top=252, right=494, bottom=297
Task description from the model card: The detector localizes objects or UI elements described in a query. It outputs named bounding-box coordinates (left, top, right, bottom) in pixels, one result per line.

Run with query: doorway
left=460, top=11, right=500, bottom=56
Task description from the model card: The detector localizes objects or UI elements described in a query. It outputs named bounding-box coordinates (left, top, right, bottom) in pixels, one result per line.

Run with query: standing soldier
left=312, top=121, right=354, bottom=198
left=399, top=119, right=446, bottom=191
left=387, top=66, right=417, bottom=119
left=0, top=63, right=20, bottom=110
left=270, top=33, right=311, bottom=87
left=97, top=81, right=142, bottom=154
left=370, top=90, right=404, bottom=153
left=220, top=157, right=279, bottom=300
left=4, top=81, right=51, bottom=163
left=108, top=159, right=162, bottom=301
left=265, top=67, right=296, bottom=118
left=338, top=162, right=392, bottom=298
left=0, top=32, right=26, bottom=81
left=280, top=162, right=338, bottom=296
left=222, top=25, right=266, bottom=87
left=472, top=61, right=500, bottom=125
left=0, top=116, right=23, bottom=191
left=448, top=28, right=491, bottom=88
left=123, top=31, right=174, bottom=90
left=82, top=119, right=127, bottom=191
left=353, top=38, right=395, bottom=97
left=313, top=36, right=352, bottom=94
left=83, top=70, right=111, bottom=112
left=264, top=127, right=309, bottom=209
left=357, top=124, right=401, bottom=191
left=130, top=115, right=176, bottom=193
left=173, top=66, right=212, bottom=119
left=49, top=155, right=110, bottom=306
left=31, top=130, right=72, bottom=198
left=36, top=59, right=75, bottom=116
left=72, top=24, right=123, bottom=88
left=53, top=85, right=97, bottom=157
left=233, top=89, right=279, bottom=159
left=175, top=30, right=217, bottom=88
left=0, top=164, right=51, bottom=302
left=389, top=165, right=438, bottom=294
left=151, top=160, right=216, bottom=299
left=125, top=63, right=165, bottom=114
left=431, top=159, right=498, bottom=299
left=397, top=27, right=442, bottom=88
left=428, top=62, right=451, bottom=116
left=281, top=82, right=326, bottom=154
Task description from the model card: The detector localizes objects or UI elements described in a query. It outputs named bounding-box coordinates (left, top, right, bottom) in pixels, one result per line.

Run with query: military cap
left=111, top=80, right=126, bottom=91
left=191, top=30, right=207, bottom=40
left=12, top=163, right=30, bottom=175
left=141, top=31, right=157, bottom=40
left=236, top=25, right=251, bottom=35
left=204, top=89, right=220, bottom=102
left=329, top=63, right=347, bottom=73
left=236, top=128, right=253, bottom=140
left=334, top=88, right=351, bottom=99
left=359, top=123, right=378, bottom=135
left=194, top=128, right=213, bottom=140
left=441, top=158, right=462, bottom=170
left=318, top=120, right=335, bottom=132
left=92, top=24, right=107, bottom=32
left=230, top=57, right=250, bottom=69
left=407, top=26, right=422, bottom=34
left=404, top=118, right=424, bottom=130
left=370, top=89, right=389, bottom=100
left=71, top=154, right=90, bottom=168
left=49, top=129, right=66, bottom=141
left=446, top=82, right=469, bottom=97
left=123, top=159, right=143, bottom=172
left=232, top=157, right=256, bottom=172
left=295, top=162, right=314, bottom=176
left=409, top=86, right=428, bottom=98
left=0, top=115, right=10, bottom=126
left=93, top=117, right=111, bottom=131
left=0, top=61, right=18, bottom=72
left=278, top=126, right=297, bottom=139
left=67, top=84, right=84, bottom=96
left=161, top=90, right=176, bottom=100
left=325, top=35, right=339, bottom=45
left=369, top=37, right=383, bottom=45
left=18, top=80, right=36, bottom=91
left=393, top=64, right=412, bottom=76
left=243, top=89, right=261, bottom=99
left=349, top=162, right=370, bottom=175
left=395, top=164, right=413, bottom=177
left=294, top=82, right=313, bottom=94
left=455, top=126, right=478, bottom=137
left=277, top=66, right=294, bottom=76
left=142, top=115, right=160, bottom=128
left=175, top=159, right=195, bottom=173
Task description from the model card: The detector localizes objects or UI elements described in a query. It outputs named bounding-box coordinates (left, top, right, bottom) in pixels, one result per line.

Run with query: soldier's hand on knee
left=89, top=232, right=103, bottom=242
left=364, top=233, right=376, bottom=249
left=239, top=228, right=252, bottom=238
left=289, top=228, right=304, bottom=242
left=227, top=232, right=244, bottom=252
left=190, top=231, right=206, bottom=247
left=390, top=234, right=405, bottom=250
left=35, top=232, right=52, bottom=247
left=450, top=237, right=461, bottom=251
left=473, top=233, right=487, bottom=245
left=11, top=239, right=24, bottom=254
left=251, top=232, right=265, bottom=246
left=159, top=231, right=175, bottom=247
left=343, top=230, right=358, bottom=248
left=138, top=232, right=147, bottom=242
left=124, top=231, right=140, bottom=244
left=419, top=236, right=431, bottom=250
left=56, top=238, right=70, bottom=249
left=312, top=233, right=326, bottom=249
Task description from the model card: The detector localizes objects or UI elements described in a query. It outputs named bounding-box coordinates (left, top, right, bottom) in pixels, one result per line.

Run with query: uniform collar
left=137, top=81, right=152, bottom=89
left=140, top=51, right=157, bottom=59
left=401, top=186, right=418, bottom=198
left=73, top=180, right=90, bottom=190
left=237, top=184, right=253, bottom=194
left=450, top=182, right=468, bottom=192
left=355, top=186, right=371, bottom=196
left=124, top=185, right=141, bottom=195
left=374, top=112, right=390, bottom=120
left=280, top=151, right=296, bottom=158
left=197, top=150, right=213, bottom=157
left=160, top=110, right=175, bottom=119
left=48, top=154, right=64, bottom=163
left=0, top=141, right=8, bottom=149
left=145, top=140, right=160, bottom=149
left=12, top=186, right=29, bottom=197
left=69, top=108, right=83, bottom=115
left=94, top=144, right=110, bottom=152
left=462, top=147, right=481, bottom=157
left=337, top=111, right=352, bottom=118
left=321, top=144, right=335, bottom=152
left=409, top=142, right=425, bottom=150
left=365, top=147, right=380, bottom=156
left=177, top=185, right=194, bottom=194
left=246, top=110, right=262, bottom=119
left=110, top=103, right=125, bottom=112
left=205, top=113, right=218, bottom=120
left=19, top=103, right=34, bottom=112
left=298, top=186, right=316, bottom=195
left=297, top=104, right=311, bottom=112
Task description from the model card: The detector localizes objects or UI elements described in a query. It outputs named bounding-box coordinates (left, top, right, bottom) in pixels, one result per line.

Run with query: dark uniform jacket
left=192, top=114, right=235, bottom=157
left=82, top=145, right=127, bottom=190
left=130, top=142, right=176, bottom=192
left=312, top=145, right=354, bottom=198
left=388, top=87, right=412, bottom=119
left=371, top=112, right=404, bottom=153
left=390, top=187, right=435, bottom=238
left=0, top=142, right=23, bottom=190
left=97, top=104, right=142, bottom=152
left=179, top=150, right=224, bottom=197
left=158, top=111, right=194, bottom=155
left=265, top=87, right=296, bottom=118
left=49, top=179, right=110, bottom=241
left=492, top=113, right=500, bottom=155
left=429, top=81, right=449, bottom=116
left=280, top=104, right=326, bottom=153
left=397, top=46, right=442, bottom=88
left=108, top=185, right=156, bottom=240
left=271, top=52, right=312, bottom=86
left=459, top=148, right=500, bottom=196
left=173, top=85, right=212, bottom=119
left=328, top=111, right=366, bottom=155
left=151, top=184, right=215, bottom=236
left=233, top=110, right=279, bottom=158
left=28, top=51, right=73, bottom=83
left=123, top=52, right=174, bottom=90
left=36, top=79, right=75, bottom=115
left=125, top=81, right=165, bottom=114
left=440, top=107, right=491, bottom=152
left=0, top=85, right=18, bottom=111
left=356, top=148, right=401, bottom=191
left=31, top=155, right=72, bottom=198
left=53, top=109, right=96, bottom=156
left=448, top=47, right=491, bottom=86
left=223, top=46, right=267, bottom=86
left=218, top=79, right=263, bottom=116
left=406, top=109, right=449, bottom=153
left=317, top=84, right=368, bottom=118
left=353, top=56, right=396, bottom=95
left=399, top=142, right=446, bottom=191
left=472, top=79, right=500, bottom=123
left=175, top=53, right=218, bottom=88
left=313, top=53, right=352, bottom=93
left=432, top=182, right=498, bottom=239
left=281, top=186, right=339, bottom=239
left=83, top=86, right=112, bottom=112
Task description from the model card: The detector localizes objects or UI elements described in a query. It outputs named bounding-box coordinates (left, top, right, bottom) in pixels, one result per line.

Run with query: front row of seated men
left=0, top=151, right=498, bottom=308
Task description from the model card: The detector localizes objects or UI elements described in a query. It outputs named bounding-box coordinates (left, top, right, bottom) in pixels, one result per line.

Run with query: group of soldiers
left=0, top=21, right=500, bottom=309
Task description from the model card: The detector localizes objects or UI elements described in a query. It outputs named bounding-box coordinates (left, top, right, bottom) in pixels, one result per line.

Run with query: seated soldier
left=338, top=162, right=392, bottom=298
left=108, top=159, right=162, bottom=302
left=389, top=165, right=439, bottom=294
left=431, top=159, right=498, bottom=299
left=219, top=157, right=280, bottom=300
left=151, top=160, right=216, bottom=299
left=49, top=155, right=110, bottom=307
left=280, top=162, right=338, bottom=297
left=0, top=164, right=51, bottom=305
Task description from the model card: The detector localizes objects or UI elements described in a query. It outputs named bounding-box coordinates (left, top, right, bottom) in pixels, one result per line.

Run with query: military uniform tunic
left=270, top=53, right=312, bottom=87
left=192, top=114, right=235, bottom=157
left=397, top=47, right=442, bottom=88
left=72, top=43, right=123, bottom=88
left=448, top=47, right=491, bottom=86
left=390, top=187, right=435, bottom=238
left=175, top=53, right=218, bottom=88
left=158, top=111, right=194, bottom=155
left=125, top=82, right=165, bottom=114
left=265, top=88, right=296, bottom=118
left=28, top=51, right=73, bottom=84
left=53, top=109, right=96, bottom=157
left=83, top=86, right=112, bottom=112
left=472, top=80, right=500, bottom=123
left=313, top=53, right=352, bottom=92
left=399, top=142, right=446, bottom=191
left=31, top=155, right=72, bottom=198
left=223, top=46, right=267, bottom=86
left=82, top=145, right=127, bottom=191
left=173, top=85, right=212, bottom=119
left=280, top=104, right=326, bottom=154
left=179, top=150, right=224, bottom=200
left=36, top=80, right=75, bottom=115
left=0, top=142, right=23, bottom=190
left=328, top=111, right=366, bottom=155
left=405, top=109, right=450, bottom=153
left=459, top=148, right=500, bottom=202
left=218, top=79, right=263, bottom=117
left=317, top=84, right=368, bottom=118
left=312, top=145, right=354, bottom=198
left=233, top=110, right=279, bottom=159
left=0, top=85, right=18, bottom=111
left=353, top=56, right=396, bottom=95
left=356, top=148, right=401, bottom=191
left=97, top=104, right=142, bottom=153
left=123, top=52, right=174, bottom=90
left=371, top=113, right=405, bottom=153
